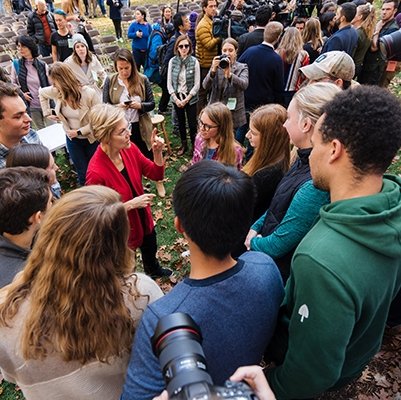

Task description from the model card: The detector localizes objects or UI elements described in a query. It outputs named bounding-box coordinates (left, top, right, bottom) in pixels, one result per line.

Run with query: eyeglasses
left=198, top=119, right=219, bottom=132
left=178, top=44, right=190, bottom=49
left=115, top=123, right=132, bottom=136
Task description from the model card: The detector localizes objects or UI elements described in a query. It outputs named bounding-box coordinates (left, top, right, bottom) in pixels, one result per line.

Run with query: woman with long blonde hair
left=192, top=102, right=243, bottom=170
left=242, top=104, right=290, bottom=222
left=352, top=3, right=376, bottom=79
left=39, top=62, right=100, bottom=186
left=276, top=27, right=309, bottom=107
left=302, top=18, right=324, bottom=63
left=0, top=185, right=163, bottom=399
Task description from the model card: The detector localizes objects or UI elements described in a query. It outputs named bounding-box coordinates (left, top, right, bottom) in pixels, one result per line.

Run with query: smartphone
left=137, top=29, right=142, bottom=33
left=51, top=109, right=57, bottom=116
left=124, top=100, right=132, bottom=105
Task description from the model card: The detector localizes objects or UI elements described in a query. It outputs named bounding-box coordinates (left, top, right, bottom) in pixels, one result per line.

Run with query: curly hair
left=320, top=85, right=401, bottom=175
left=0, top=186, right=143, bottom=364
left=242, top=104, right=290, bottom=176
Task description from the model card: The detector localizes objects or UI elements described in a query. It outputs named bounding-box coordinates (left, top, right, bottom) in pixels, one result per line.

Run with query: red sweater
left=86, top=144, right=164, bottom=249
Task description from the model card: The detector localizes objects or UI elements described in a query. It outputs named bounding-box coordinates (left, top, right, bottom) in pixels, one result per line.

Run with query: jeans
left=132, top=48, right=147, bottom=71
left=97, top=0, right=106, bottom=15
left=46, top=1, right=54, bottom=12
left=38, top=44, right=51, bottom=57
left=66, top=137, right=98, bottom=186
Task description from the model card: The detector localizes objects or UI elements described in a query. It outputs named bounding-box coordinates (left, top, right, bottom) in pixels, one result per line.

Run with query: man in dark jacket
left=27, top=0, right=56, bottom=57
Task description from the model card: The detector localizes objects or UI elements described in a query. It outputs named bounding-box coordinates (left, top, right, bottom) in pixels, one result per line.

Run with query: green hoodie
left=266, top=175, right=401, bottom=400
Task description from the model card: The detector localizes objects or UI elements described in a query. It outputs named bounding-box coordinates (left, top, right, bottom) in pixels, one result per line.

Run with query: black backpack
left=157, top=42, right=168, bottom=79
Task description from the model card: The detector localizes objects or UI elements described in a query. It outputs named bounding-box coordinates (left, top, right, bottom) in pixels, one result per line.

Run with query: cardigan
left=39, top=86, right=100, bottom=143
left=191, top=132, right=243, bottom=171
left=64, top=55, right=107, bottom=100
left=86, top=145, right=164, bottom=249
left=0, top=273, right=163, bottom=400
left=202, top=60, right=248, bottom=129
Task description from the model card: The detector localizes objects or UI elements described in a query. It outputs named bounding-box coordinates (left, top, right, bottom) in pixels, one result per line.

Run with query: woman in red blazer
left=86, top=103, right=171, bottom=278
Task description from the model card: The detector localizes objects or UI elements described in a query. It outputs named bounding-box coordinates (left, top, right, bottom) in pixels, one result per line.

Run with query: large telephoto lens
left=379, top=30, right=401, bottom=62
left=151, top=313, right=213, bottom=398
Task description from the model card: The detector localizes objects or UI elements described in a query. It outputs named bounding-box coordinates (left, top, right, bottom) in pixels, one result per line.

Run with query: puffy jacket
left=195, top=14, right=221, bottom=68
left=27, top=10, right=56, bottom=45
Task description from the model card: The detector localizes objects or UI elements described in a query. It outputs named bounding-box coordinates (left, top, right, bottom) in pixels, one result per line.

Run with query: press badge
left=68, top=38, right=73, bottom=48
left=91, top=70, right=99, bottom=81
left=227, top=98, right=237, bottom=110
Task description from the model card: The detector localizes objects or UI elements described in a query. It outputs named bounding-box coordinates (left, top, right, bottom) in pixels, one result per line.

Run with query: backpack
left=147, top=30, right=164, bottom=65
left=157, top=43, right=168, bottom=79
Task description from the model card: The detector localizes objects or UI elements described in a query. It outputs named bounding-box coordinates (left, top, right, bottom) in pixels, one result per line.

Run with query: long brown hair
left=200, top=102, right=240, bottom=166
left=243, top=104, right=290, bottom=176
left=113, top=48, right=145, bottom=99
left=48, top=62, right=82, bottom=109
left=358, top=4, right=376, bottom=39
left=302, top=18, right=323, bottom=50
left=0, top=186, right=143, bottom=364
left=276, top=27, right=304, bottom=64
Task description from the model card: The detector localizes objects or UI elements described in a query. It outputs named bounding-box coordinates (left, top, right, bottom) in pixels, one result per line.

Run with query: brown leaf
left=358, top=368, right=373, bottom=383
left=153, top=209, right=163, bottom=222
left=375, top=388, right=390, bottom=399
left=374, top=373, right=391, bottom=388
left=178, top=164, right=189, bottom=172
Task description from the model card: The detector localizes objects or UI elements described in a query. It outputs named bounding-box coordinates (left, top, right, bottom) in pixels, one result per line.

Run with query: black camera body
left=151, top=313, right=259, bottom=400
left=219, top=54, right=231, bottom=69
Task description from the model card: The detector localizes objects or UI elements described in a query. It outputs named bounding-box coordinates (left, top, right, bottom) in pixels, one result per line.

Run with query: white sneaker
left=118, top=38, right=123, bottom=42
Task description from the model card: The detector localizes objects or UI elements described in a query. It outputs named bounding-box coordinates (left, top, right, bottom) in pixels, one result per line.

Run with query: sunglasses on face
left=178, top=44, right=190, bottom=49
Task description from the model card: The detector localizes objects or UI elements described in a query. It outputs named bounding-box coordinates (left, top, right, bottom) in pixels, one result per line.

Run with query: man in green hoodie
left=265, top=85, right=401, bottom=399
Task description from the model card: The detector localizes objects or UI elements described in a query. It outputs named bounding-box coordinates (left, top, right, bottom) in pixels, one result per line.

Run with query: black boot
left=144, top=263, right=172, bottom=279
left=177, top=140, right=188, bottom=156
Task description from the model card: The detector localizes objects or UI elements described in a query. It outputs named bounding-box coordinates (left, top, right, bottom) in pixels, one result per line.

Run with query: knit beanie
left=72, top=34, right=88, bottom=49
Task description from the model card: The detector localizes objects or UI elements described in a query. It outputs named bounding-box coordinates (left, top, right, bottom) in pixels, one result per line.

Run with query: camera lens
left=219, top=56, right=229, bottom=69
left=379, top=30, right=401, bottom=62
left=151, top=313, right=213, bottom=398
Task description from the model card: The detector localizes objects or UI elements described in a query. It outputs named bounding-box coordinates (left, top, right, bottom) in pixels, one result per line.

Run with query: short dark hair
left=173, top=11, right=188, bottom=31
left=6, top=143, right=50, bottom=170
left=255, top=5, right=272, bottom=26
left=319, top=11, right=336, bottom=30
left=383, top=0, right=399, bottom=9
left=173, top=161, right=255, bottom=260
left=340, top=2, right=357, bottom=23
left=15, top=35, right=39, bottom=59
left=0, top=82, right=19, bottom=119
left=320, top=85, right=401, bottom=175
left=0, top=167, right=50, bottom=235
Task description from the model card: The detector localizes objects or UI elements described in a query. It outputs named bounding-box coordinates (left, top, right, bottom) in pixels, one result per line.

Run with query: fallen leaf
left=153, top=209, right=163, bottom=222
left=374, top=373, right=391, bottom=388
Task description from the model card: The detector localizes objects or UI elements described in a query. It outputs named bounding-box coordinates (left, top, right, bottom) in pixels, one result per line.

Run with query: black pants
left=158, top=78, right=170, bottom=112
left=196, top=67, right=210, bottom=116
left=140, top=228, right=161, bottom=275
left=112, top=19, right=122, bottom=39
left=174, top=102, right=197, bottom=145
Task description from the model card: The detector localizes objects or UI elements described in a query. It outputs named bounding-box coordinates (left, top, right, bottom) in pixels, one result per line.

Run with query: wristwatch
left=77, top=130, right=82, bottom=136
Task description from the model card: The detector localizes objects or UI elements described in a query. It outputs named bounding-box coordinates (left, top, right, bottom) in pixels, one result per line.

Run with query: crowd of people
left=1, top=0, right=401, bottom=399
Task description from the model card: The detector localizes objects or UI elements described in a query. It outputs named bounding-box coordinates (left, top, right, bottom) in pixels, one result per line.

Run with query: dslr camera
left=151, top=313, right=259, bottom=400
left=218, top=55, right=231, bottom=69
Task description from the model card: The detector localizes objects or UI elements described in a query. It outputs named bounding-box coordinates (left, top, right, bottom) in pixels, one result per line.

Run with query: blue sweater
left=127, top=21, right=152, bottom=51
left=238, top=43, right=284, bottom=110
left=121, top=251, right=285, bottom=400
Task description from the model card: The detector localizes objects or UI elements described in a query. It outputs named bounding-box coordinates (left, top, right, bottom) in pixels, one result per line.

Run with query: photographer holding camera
left=202, top=38, right=248, bottom=130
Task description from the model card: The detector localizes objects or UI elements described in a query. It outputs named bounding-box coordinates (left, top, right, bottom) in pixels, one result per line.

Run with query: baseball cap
left=300, top=51, right=355, bottom=82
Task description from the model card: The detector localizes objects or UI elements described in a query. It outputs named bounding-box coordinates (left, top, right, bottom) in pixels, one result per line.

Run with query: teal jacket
left=266, top=175, right=401, bottom=399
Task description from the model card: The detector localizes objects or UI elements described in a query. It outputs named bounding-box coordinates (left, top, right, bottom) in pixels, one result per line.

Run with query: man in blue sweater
left=321, top=2, right=358, bottom=56
left=121, top=161, right=285, bottom=400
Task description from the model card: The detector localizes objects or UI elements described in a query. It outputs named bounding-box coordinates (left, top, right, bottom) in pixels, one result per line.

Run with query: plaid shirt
left=0, top=129, right=42, bottom=169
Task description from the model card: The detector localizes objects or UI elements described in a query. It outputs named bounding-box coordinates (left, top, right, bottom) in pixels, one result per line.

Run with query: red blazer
left=86, top=144, right=164, bottom=249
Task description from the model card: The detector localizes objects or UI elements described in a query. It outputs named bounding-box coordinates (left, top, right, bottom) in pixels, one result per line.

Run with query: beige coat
left=39, top=86, right=100, bottom=144
left=0, top=273, right=163, bottom=400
